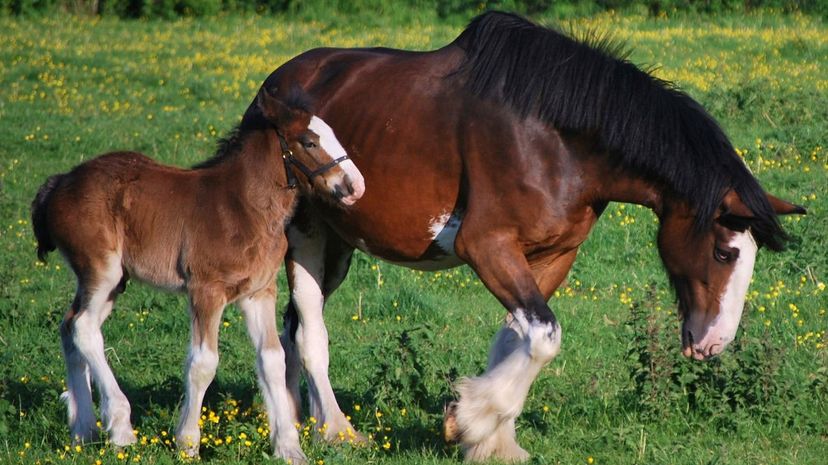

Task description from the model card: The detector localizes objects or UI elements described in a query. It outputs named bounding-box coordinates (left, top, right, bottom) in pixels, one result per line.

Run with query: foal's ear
left=766, top=193, right=807, bottom=216
left=256, top=86, right=292, bottom=128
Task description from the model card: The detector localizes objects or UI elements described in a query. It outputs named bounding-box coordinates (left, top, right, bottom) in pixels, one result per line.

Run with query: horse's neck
left=591, top=164, right=665, bottom=217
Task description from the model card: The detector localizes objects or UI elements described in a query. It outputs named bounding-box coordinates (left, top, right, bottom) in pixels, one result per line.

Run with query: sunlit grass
left=1, top=11, right=826, bottom=465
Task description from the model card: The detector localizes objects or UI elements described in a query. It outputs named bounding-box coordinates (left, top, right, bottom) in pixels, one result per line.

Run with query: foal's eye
left=713, top=247, right=734, bottom=263
left=302, top=140, right=317, bottom=149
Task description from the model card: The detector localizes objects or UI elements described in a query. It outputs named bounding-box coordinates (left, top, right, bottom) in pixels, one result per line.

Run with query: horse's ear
left=720, top=190, right=754, bottom=219
left=766, top=193, right=806, bottom=215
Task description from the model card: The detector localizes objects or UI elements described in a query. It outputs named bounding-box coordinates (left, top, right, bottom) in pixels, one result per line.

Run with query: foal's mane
left=454, top=11, right=787, bottom=249
left=194, top=87, right=315, bottom=170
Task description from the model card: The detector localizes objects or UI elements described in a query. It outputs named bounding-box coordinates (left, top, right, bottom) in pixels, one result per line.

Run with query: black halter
left=277, top=132, right=350, bottom=189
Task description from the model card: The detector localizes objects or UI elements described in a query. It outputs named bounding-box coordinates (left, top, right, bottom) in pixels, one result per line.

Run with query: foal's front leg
left=240, top=286, right=306, bottom=464
left=283, top=221, right=362, bottom=442
left=176, top=287, right=224, bottom=456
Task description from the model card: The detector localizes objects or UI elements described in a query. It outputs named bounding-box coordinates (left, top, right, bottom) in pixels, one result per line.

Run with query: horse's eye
left=714, top=247, right=733, bottom=263
left=302, top=141, right=317, bottom=149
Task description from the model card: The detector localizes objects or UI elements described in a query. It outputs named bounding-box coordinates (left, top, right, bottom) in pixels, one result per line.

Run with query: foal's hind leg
left=240, top=286, right=306, bottom=464
left=67, top=257, right=136, bottom=446
left=61, top=296, right=98, bottom=443
left=176, top=286, right=224, bottom=456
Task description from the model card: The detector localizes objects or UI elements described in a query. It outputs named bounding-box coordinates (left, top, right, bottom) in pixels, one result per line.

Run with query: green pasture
left=1, top=11, right=826, bottom=465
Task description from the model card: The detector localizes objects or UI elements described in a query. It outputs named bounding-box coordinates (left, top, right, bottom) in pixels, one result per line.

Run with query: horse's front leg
left=175, top=287, right=224, bottom=457
left=446, top=231, right=563, bottom=463
left=282, top=221, right=363, bottom=442
left=239, top=286, right=306, bottom=464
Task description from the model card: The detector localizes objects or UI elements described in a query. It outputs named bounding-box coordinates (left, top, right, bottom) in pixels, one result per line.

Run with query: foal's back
left=43, top=151, right=286, bottom=293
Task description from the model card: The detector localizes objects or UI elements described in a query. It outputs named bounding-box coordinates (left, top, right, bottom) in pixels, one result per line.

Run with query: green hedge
left=1, top=0, right=826, bottom=20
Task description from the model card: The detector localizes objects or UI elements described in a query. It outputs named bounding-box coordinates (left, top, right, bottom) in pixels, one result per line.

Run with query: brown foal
left=31, top=86, right=364, bottom=464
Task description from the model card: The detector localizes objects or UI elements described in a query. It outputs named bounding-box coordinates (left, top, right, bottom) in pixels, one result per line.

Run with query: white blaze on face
left=697, top=230, right=758, bottom=357
left=308, top=116, right=365, bottom=204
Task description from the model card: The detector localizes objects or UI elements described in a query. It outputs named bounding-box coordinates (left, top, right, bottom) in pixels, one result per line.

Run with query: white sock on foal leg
left=288, top=228, right=361, bottom=442
left=72, top=267, right=136, bottom=447
left=61, top=323, right=99, bottom=443
left=451, top=311, right=561, bottom=462
left=176, top=342, right=219, bottom=455
left=240, top=293, right=306, bottom=464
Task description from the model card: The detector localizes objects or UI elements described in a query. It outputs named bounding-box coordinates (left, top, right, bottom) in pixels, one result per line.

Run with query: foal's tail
left=31, top=174, right=63, bottom=262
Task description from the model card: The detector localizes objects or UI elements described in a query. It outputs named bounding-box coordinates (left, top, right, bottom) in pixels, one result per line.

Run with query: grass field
left=1, top=10, right=826, bottom=465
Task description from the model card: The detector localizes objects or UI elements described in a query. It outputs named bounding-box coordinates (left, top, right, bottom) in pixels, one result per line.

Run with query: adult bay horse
left=243, top=12, right=805, bottom=462
left=31, top=87, right=363, bottom=464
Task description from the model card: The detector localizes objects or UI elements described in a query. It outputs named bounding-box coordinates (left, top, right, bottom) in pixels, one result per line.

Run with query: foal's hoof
left=276, top=446, right=307, bottom=465
left=326, top=427, right=369, bottom=445
left=177, top=444, right=199, bottom=460
left=443, top=401, right=460, bottom=444
left=109, top=428, right=138, bottom=448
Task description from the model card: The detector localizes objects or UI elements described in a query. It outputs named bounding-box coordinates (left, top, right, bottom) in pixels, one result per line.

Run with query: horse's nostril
left=341, top=175, right=355, bottom=195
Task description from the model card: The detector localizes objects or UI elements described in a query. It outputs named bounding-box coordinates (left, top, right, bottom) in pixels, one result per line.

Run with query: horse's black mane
left=455, top=11, right=788, bottom=249
left=194, top=86, right=314, bottom=170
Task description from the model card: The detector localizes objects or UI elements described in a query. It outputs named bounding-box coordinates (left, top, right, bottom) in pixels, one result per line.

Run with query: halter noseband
left=277, top=132, right=350, bottom=189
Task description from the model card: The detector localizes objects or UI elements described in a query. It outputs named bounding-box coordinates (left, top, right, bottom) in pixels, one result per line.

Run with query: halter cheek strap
left=277, top=132, right=350, bottom=189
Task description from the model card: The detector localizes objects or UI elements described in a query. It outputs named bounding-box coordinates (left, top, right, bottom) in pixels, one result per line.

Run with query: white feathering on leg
left=451, top=311, right=561, bottom=462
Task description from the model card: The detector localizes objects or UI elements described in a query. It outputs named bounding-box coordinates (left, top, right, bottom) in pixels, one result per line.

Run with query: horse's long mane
left=454, top=11, right=787, bottom=249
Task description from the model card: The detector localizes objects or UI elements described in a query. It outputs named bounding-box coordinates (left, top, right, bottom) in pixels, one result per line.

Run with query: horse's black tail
left=31, top=174, right=63, bottom=262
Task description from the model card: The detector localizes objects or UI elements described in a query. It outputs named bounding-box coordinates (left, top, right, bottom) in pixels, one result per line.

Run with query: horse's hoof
left=71, top=430, right=101, bottom=445
left=443, top=401, right=460, bottom=444
left=70, top=424, right=101, bottom=445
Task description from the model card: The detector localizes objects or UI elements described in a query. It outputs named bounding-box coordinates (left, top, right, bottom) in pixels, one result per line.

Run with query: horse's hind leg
left=240, top=286, right=305, bottom=464
left=68, top=255, right=136, bottom=446
left=282, top=219, right=362, bottom=442
left=175, top=286, right=224, bottom=457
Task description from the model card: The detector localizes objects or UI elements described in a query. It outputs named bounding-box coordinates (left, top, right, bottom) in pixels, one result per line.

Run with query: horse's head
left=257, top=86, right=365, bottom=206
left=657, top=190, right=805, bottom=360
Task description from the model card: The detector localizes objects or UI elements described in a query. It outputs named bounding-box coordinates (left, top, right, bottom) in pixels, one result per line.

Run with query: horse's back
left=254, top=46, right=473, bottom=263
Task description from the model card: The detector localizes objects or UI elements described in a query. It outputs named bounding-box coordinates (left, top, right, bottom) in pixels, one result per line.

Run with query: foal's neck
left=213, top=129, right=290, bottom=194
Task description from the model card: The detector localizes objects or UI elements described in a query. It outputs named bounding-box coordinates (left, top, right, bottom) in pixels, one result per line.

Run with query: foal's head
left=657, top=191, right=805, bottom=360
left=257, top=87, right=365, bottom=206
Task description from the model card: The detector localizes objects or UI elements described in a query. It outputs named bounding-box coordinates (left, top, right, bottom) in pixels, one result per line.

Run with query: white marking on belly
left=385, top=209, right=464, bottom=271
left=429, top=210, right=462, bottom=255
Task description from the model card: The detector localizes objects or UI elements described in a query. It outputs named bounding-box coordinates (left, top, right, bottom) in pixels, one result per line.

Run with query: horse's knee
left=510, top=307, right=561, bottom=364
left=526, top=318, right=561, bottom=363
